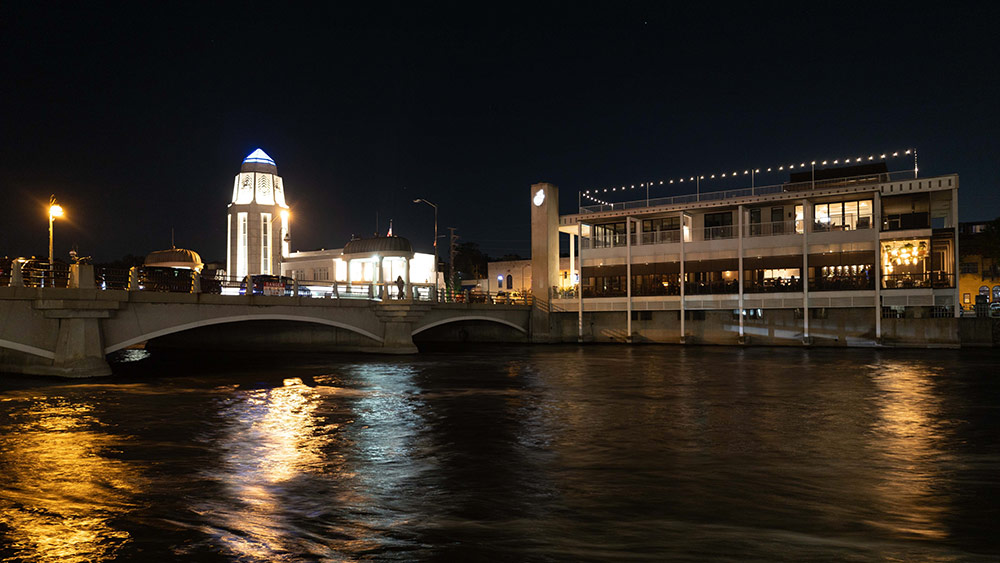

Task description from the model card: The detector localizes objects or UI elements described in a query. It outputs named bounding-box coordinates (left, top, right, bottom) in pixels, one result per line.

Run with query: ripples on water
left=0, top=346, right=998, bottom=561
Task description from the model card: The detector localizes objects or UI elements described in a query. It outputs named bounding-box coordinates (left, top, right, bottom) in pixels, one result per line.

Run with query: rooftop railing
left=578, top=170, right=915, bottom=214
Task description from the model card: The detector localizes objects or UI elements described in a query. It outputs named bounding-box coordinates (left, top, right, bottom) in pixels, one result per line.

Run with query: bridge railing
left=437, top=288, right=533, bottom=305
left=5, top=259, right=71, bottom=288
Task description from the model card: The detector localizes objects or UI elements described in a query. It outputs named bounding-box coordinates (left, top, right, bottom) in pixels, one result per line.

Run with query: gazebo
left=342, top=236, right=414, bottom=299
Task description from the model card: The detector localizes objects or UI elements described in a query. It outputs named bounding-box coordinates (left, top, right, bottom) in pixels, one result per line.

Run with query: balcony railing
left=745, top=220, right=797, bottom=237
left=881, top=272, right=954, bottom=289
left=579, top=170, right=915, bottom=214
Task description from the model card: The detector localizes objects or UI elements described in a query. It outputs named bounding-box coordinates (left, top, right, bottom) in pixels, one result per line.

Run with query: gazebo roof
left=144, top=247, right=203, bottom=270
left=343, top=236, right=413, bottom=256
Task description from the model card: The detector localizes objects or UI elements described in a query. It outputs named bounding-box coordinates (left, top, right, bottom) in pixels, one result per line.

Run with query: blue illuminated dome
left=240, top=148, right=277, bottom=173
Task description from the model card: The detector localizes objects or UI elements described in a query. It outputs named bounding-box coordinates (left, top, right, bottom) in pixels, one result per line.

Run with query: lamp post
left=48, top=195, right=64, bottom=285
left=413, top=198, right=438, bottom=299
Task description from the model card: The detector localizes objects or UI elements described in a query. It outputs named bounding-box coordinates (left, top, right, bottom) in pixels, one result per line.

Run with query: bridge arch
left=0, top=339, right=55, bottom=360
left=105, top=314, right=385, bottom=354
left=411, top=315, right=528, bottom=336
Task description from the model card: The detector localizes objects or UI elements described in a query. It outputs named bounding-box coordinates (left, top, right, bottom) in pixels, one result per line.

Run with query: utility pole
left=448, top=227, right=459, bottom=288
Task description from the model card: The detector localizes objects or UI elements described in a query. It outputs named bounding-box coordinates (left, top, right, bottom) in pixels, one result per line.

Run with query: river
left=0, top=345, right=998, bottom=561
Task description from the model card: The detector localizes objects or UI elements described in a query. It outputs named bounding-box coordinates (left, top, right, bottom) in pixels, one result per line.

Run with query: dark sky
left=2, top=4, right=998, bottom=263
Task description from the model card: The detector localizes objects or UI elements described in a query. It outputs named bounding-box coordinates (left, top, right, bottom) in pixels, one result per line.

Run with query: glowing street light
left=48, top=195, right=64, bottom=285
left=413, top=198, right=438, bottom=300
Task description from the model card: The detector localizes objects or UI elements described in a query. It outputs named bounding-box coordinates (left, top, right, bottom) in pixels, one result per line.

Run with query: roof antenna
left=171, top=228, right=175, bottom=248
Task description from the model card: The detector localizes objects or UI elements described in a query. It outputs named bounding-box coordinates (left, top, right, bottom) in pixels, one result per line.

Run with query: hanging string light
left=580, top=147, right=917, bottom=204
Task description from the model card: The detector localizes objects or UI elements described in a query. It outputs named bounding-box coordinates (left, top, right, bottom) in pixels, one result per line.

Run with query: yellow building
left=957, top=222, right=1000, bottom=312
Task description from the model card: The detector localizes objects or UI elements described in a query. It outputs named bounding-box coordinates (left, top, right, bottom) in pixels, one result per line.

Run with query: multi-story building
left=534, top=163, right=960, bottom=346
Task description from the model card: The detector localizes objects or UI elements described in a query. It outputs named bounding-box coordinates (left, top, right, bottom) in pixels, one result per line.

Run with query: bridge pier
left=374, top=302, right=430, bottom=353
left=35, top=295, right=119, bottom=377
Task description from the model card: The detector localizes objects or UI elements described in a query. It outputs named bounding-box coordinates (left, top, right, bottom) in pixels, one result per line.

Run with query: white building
left=226, top=149, right=290, bottom=279
left=530, top=160, right=961, bottom=345
left=279, top=237, right=436, bottom=299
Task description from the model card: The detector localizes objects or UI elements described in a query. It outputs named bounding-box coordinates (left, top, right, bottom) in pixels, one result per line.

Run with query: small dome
left=145, top=248, right=204, bottom=271
left=343, top=236, right=413, bottom=256
left=240, top=148, right=277, bottom=174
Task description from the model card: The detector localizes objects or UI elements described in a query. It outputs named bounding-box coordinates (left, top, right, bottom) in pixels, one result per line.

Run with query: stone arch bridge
left=0, top=285, right=532, bottom=378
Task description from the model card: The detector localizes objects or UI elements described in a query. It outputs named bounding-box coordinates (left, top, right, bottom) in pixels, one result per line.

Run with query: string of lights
left=580, top=148, right=917, bottom=205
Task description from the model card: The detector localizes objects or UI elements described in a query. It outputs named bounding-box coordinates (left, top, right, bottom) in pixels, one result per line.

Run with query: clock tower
left=226, top=148, right=290, bottom=279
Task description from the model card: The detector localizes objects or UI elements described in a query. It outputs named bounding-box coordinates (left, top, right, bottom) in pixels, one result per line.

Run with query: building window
left=881, top=239, right=931, bottom=288
left=813, top=199, right=873, bottom=231
left=980, top=286, right=990, bottom=298
left=506, top=274, right=513, bottom=290
left=704, top=212, right=733, bottom=240
left=497, top=274, right=503, bottom=289
left=960, top=262, right=979, bottom=274
left=316, top=267, right=329, bottom=281
left=963, top=293, right=971, bottom=304
left=994, top=286, right=1000, bottom=302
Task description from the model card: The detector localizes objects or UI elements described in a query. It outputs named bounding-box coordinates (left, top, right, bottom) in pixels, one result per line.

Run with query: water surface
left=1, top=345, right=998, bottom=561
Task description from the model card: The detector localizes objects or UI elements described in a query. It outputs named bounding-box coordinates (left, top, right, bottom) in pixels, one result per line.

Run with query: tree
left=452, top=242, right=489, bottom=281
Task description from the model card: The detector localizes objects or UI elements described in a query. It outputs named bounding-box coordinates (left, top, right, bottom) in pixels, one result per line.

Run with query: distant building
left=957, top=221, right=1000, bottom=311
left=226, top=149, right=290, bottom=279
left=280, top=236, right=436, bottom=298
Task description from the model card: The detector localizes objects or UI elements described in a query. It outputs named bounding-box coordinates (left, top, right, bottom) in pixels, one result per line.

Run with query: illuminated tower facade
left=226, top=149, right=290, bottom=279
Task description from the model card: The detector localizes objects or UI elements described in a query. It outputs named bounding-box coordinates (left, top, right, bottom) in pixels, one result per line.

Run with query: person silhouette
left=396, top=275, right=405, bottom=299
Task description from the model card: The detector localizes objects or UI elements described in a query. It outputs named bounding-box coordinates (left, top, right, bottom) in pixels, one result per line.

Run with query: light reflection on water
left=868, top=361, right=950, bottom=540
left=0, top=395, right=143, bottom=563
left=0, top=346, right=997, bottom=561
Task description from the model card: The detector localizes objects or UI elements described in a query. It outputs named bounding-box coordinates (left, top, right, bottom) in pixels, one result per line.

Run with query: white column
left=874, top=191, right=882, bottom=340
left=404, top=256, right=411, bottom=300
left=680, top=213, right=687, bottom=343
left=802, top=199, right=811, bottom=342
left=577, top=221, right=584, bottom=342
left=626, top=216, right=633, bottom=342
left=952, top=182, right=960, bottom=318
left=738, top=204, right=744, bottom=339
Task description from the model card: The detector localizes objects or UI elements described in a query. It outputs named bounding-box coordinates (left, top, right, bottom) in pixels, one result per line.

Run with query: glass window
left=994, top=286, right=1000, bottom=302
left=506, top=275, right=513, bottom=290
left=794, top=205, right=804, bottom=233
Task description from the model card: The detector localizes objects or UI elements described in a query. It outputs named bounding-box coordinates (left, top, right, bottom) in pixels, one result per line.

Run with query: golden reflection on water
left=869, top=361, right=950, bottom=540
left=0, top=397, right=142, bottom=563
left=202, top=377, right=370, bottom=560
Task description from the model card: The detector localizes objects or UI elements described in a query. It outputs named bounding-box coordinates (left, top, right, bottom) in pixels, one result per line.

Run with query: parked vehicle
left=129, top=266, right=195, bottom=293
left=239, top=275, right=310, bottom=297
left=990, top=302, right=1000, bottom=318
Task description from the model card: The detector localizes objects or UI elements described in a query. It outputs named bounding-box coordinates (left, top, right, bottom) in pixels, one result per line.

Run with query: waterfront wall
left=548, top=309, right=969, bottom=348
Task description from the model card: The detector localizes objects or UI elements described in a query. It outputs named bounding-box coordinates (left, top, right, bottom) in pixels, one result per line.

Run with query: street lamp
left=48, top=195, right=64, bottom=284
left=413, top=198, right=438, bottom=299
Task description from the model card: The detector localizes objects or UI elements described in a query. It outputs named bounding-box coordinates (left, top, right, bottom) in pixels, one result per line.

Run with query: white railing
left=579, top=170, right=912, bottom=214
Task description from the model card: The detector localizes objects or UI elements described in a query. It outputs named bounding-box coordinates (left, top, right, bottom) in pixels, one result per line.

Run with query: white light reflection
left=196, top=377, right=338, bottom=560
left=0, top=396, right=143, bottom=563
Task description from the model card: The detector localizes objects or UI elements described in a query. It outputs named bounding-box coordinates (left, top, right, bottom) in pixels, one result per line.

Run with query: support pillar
left=738, top=205, right=746, bottom=344
left=802, top=198, right=811, bottom=344
left=874, top=191, right=882, bottom=343
left=626, top=216, right=633, bottom=342
left=577, top=221, right=584, bottom=342
left=374, top=302, right=430, bottom=354
left=680, top=213, right=688, bottom=344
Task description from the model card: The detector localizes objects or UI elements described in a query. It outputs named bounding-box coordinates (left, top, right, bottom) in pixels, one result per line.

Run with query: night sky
left=2, top=4, right=998, bottom=264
